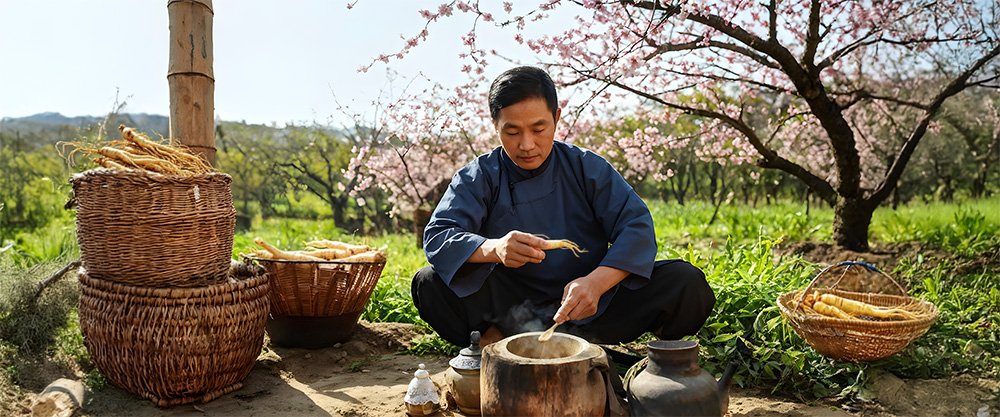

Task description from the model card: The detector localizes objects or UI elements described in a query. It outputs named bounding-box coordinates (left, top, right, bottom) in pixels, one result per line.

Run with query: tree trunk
left=831, top=197, right=875, bottom=251
left=167, top=0, right=215, bottom=166
left=413, top=208, right=433, bottom=249
left=330, top=193, right=347, bottom=229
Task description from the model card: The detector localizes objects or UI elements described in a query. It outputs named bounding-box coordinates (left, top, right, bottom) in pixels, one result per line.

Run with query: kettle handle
left=589, top=351, right=610, bottom=373
left=590, top=350, right=631, bottom=417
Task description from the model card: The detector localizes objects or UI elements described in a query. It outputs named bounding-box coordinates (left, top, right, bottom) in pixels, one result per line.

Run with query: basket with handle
left=777, top=262, right=939, bottom=362
left=70, top=169, right=236, bottom=287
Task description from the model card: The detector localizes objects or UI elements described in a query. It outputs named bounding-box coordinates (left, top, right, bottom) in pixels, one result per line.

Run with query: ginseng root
left=534, top=235, right=588, bottom=257
left=240, top=249, right=273, bottom=259
left=336, top=250, right=387, bottom=263
left=58, top=125, right=213, bottom=177
left=118, top=125, right=213, bottom=174
left=254, top=238, right=324, bottom=261
left=818, top=293, right=916, bottom=320
left=305, top=240, right=371, bottom=254
left=303, top=248, right=353, bottom=260
left=812, top=301, right=855, bottom=320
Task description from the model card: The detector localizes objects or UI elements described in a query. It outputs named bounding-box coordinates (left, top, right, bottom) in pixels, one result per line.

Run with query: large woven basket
left=250, top=258, right=386, bottom=316
left=78, top=262, right=269, bottom=407
left=70, top=169, right=236, bottom=287
left=777, top=262, right=939, bottom=362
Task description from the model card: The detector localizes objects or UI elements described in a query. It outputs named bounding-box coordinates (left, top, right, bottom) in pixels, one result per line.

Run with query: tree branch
left=767, top=0, right=777, bottom=41
left=643, top=37, right=781, bottom=69
left=803, top=0, right=822, bottom=72
left=35, top=260, right=81, bottom=299
left=871, top=43, right=1000, bottom=203
left=602, top=77, right=838, bottom=204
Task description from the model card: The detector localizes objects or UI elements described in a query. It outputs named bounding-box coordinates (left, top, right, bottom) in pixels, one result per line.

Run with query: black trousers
left=411, top=260, right=716, bottom=346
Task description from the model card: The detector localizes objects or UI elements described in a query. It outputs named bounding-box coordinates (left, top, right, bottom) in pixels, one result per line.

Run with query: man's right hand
left=470, top=230, right=547, bottom=267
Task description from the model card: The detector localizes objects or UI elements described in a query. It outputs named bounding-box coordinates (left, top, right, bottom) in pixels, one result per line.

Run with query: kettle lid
left=449, top=331, right=482, bottom=370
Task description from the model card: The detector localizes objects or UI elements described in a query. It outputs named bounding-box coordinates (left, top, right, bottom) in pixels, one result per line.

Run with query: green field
left=1, top=197, right=997, bottom=406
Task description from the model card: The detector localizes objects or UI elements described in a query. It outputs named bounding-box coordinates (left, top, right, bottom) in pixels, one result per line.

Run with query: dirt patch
left=857, top=370, right=1000, bottom=417
left=4, top=321, right=984, bottom=417
left=778, top=240, right=1000, bottom=276
left=776, top=241, right=951, bottom=273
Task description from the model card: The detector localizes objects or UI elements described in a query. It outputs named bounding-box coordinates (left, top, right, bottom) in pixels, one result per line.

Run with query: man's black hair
left=488, top=66, right=558, bottom=123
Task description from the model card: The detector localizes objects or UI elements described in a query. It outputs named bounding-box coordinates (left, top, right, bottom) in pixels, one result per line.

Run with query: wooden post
left=167, top=0, right=215, bottom=166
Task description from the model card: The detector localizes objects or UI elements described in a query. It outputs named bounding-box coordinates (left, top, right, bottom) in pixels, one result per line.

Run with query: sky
left=0, top=1, right=570, bottom=127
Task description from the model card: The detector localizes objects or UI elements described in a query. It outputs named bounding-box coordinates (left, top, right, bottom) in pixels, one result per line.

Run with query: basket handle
left=794, top=261, right=908, bottom=311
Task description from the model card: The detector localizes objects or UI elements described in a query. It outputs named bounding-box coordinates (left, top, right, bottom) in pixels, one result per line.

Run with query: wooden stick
left=34, top=260, right=82, bottom=299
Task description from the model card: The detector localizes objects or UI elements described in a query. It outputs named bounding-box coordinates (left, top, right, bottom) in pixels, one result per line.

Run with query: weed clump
left=0, top=257, right=79, bottom=354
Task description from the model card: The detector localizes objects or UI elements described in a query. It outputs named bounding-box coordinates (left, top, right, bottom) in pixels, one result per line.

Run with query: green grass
left=649, top=199, right=834, bottom=254
left=3, top=217, right=78, bottom=269
left=873, top=199, right=1000, bottom=257
left=649, top=196, right=1000, bottom=257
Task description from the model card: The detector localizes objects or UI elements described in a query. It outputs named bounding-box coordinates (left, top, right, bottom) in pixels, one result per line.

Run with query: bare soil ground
left=6, top=320, right=994, bottom=417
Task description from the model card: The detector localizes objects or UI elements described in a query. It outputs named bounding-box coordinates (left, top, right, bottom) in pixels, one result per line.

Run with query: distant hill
left=0, top=112, right=170, bottom=144
left=0, top=112, right=349, bottom=151
left=0, top=112, right=170, bottom=137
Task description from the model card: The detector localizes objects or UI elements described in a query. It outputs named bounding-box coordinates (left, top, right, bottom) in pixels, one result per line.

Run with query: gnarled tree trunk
left=831, top=197, right=876, bottom=252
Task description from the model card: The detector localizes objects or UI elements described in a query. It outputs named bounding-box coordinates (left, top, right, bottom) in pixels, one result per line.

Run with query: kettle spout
left=718, top=360, right=738, bottom=392
left=717, top=361, right=739, bottom=415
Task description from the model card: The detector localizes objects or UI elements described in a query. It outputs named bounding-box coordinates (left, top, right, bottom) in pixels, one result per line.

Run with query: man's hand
left=553, top=267, right=630, bottom=323
left=469, top=230, right=547, bottom=268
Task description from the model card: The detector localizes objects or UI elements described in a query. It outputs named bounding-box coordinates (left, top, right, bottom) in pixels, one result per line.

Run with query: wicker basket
left=78, top=262, right=269, bottom=407
left=251, top=258, right=386, bottom=317
left=248, top=257, right=385, bottom=348
left=777, top=262, right=939, bottom=362
left=71, top=169, right=236, bottom=287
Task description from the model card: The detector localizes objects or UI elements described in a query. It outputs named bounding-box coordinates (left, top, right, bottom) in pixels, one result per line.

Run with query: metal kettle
left=625, top=340, right=738, bottom=417
left=446, top=331, right=482, bottom=415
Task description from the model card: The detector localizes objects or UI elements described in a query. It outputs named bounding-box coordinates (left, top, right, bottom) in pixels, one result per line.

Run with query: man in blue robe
left=412, top=66, right=715, bottom=347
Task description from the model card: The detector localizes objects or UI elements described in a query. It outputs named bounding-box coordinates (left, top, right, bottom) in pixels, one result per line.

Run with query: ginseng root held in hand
left=533, top=235, right=588, bottom=257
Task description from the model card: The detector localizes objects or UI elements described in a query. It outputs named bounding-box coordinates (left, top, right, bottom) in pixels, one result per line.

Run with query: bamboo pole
left=167, top=0, right=215, bottom=166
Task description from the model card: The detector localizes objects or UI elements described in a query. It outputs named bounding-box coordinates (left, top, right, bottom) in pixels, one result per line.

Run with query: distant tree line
left=1, top=86, right=996, bottom=243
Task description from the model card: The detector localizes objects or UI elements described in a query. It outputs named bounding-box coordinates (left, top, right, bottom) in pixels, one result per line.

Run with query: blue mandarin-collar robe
left=423, top=141, right=656, bottom=323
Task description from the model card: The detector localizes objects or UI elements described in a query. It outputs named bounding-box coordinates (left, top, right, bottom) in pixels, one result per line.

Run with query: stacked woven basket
left=69, top=128, right=269, bottom=407
left=777, top=262, right=939, bottom=362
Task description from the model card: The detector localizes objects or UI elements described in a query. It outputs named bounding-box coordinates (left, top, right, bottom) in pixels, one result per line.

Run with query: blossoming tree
left=357, top=0, right=998, bottom=251
left=342, top=74, right=497, bottom=243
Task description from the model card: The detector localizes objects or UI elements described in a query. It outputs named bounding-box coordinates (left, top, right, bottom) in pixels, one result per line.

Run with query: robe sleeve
left=422, top=159, right=495, bottom=297
left=582, top=151, right=656, bottom=289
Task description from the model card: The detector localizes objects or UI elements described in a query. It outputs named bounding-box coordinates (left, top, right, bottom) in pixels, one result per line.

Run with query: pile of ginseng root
left=245, top=238, right=387, bottom=263
left=798, top=291, right=917, bottom=321
left=60, top=124, right=214, bottom=176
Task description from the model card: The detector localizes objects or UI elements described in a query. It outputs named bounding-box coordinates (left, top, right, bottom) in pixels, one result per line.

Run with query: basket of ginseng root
left=777, top=262, right=939, bottom=362
left=243, top=238, right=387, bottom=348
left=64, top=125, right=235, bottom=287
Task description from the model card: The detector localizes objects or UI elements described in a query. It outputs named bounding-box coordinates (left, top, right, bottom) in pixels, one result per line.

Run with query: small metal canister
left=446, top=331, right=483, bottom=415
left=405, top=364, right=441, bottom=416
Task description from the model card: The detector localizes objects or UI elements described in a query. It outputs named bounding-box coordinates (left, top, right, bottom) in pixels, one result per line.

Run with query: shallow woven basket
left=777, top=262, right=939, bottom=363
left=249, top=258, right=386, bottom=317
left=78, top=262, right=269, bottom=407
left=71, top=169, right=236, bottom=287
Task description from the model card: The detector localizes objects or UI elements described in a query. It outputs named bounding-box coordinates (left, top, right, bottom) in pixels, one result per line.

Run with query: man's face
left=495, top=96, right=560, bottom=171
